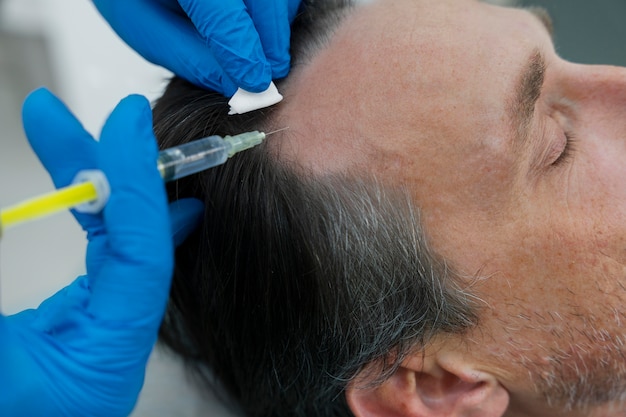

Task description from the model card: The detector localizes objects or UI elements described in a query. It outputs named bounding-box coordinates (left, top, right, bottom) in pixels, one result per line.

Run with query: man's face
left=277, top=0, right=626, bottom=414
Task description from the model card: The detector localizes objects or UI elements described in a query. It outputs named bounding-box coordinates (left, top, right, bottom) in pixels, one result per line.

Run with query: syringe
left=157, top=130, right=264, bottom=181
left=0, top=130, right=267, bottom=233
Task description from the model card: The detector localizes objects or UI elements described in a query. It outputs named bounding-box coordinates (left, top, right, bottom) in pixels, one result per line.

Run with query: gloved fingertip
left=221, top=79, right=239, bottom=98
left=23, top=86, right=53, bottom=105
left=114, top=94, right=153, bottom=130
left=237, top=78, right=272, bottom=94
left=170, top=198, right=204, bottom=247
left=228, top=62, right=272, bottom=95
left=117, top=93, right=151, bottom=111
left=271, top=60, right=291, bottom=80
left=22, top=87, right=60, bottom=124
left=102, top=94, right=155, bottom=155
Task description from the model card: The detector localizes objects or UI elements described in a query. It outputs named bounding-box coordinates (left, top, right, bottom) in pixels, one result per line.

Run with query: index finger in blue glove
left=22, top=88, right=97, bottom=189
left=86, top=95, right=173, bottom=323
left=22, top=88, right=103, bottom=232
left=179, top=0, right=272, bottom=93
left=244, top=0, right=302, bottom=79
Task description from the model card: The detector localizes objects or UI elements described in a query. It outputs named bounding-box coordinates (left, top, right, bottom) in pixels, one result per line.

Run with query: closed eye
left=551, top=132, right=577, bottom=166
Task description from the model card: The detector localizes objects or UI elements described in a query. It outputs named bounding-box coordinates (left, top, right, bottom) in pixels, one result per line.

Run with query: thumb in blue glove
left=0, top=88, right=203, bottom=417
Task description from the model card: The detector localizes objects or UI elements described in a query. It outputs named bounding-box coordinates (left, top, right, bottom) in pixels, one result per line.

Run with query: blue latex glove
left=92, top=0, right=302, bottom=96
left=0, top=88, right=203, bottom=417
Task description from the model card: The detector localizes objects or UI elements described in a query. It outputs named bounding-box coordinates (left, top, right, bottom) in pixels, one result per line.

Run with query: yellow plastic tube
left=0, top=181, right=97, bottom=232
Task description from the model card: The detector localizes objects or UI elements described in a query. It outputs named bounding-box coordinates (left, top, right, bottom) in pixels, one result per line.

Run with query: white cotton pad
left=228, top=81, right=283, bottom=115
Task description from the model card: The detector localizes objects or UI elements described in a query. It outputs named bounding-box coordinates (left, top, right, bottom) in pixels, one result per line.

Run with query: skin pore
left=273, top=0, right=626, bottom=415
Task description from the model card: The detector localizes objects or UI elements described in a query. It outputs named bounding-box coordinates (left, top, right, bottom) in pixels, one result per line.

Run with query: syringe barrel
left=157, top=135, right=231, bottom=181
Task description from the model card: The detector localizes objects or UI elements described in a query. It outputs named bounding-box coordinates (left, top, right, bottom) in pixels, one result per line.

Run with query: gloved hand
left=92, top=0, right=302, bottom=96
left=0, top=88, right=203, bottom=417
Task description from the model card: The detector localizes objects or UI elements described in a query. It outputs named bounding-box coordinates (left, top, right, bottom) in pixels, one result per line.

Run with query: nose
left=564, top=64, right=626, bottom=110
left=559, top=64, right=626, bottom=140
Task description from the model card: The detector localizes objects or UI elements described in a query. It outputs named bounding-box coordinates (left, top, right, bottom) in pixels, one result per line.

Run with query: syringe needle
left=264, top=127, right=290, bottom=137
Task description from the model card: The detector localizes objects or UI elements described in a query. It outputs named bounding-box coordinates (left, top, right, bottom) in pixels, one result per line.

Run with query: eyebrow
left=508, top=49, right=546, bottom=154
left=507, top=7, right=553, bottom=153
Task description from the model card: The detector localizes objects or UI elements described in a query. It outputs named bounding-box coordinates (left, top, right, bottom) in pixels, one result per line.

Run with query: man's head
left=156, top=0, right=626, bottom=416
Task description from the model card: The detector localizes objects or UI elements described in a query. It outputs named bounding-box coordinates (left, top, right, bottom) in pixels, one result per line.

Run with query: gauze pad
left=228, top=81, right=283, bottom=115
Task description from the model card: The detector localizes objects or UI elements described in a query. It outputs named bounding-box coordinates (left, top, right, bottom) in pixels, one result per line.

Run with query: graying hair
left=155, top=0, right=479, bottom=416
left=157, top=133, right=478, bottom=416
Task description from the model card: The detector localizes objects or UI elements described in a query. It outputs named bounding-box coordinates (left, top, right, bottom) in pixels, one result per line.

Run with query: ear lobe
left=346, top=354, right=509, bottom=417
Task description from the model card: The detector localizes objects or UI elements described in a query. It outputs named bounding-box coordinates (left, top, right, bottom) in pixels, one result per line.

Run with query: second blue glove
left=93, top=0, right=301, bottom=96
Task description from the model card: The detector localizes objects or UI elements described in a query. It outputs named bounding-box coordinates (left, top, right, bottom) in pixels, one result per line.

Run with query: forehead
left=277, top=0, right=547, bottom=179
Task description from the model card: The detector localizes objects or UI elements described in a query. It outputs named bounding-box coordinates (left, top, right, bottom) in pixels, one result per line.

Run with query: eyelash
left=551, top=131, right=577, bottom=166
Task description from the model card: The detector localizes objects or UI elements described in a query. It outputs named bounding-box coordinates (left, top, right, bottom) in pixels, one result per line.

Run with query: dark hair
left=154, top=1, right=478, bottom=416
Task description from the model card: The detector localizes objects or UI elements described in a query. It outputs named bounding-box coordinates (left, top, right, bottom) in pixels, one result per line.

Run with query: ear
left=346, top=351, right=509, bottom=417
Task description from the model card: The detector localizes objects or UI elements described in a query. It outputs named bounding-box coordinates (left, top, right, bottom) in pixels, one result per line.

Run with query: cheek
left=469, top=212, right=626, bottom=343
left=522, top=132, right=626, bottom=266
left=494, top=178, right=626, bottom=312
left=466, top=155, right=626, bottom=306
left=571, top=138, right=626, bottom=244
left=415, top=151, right=519, bottom=273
